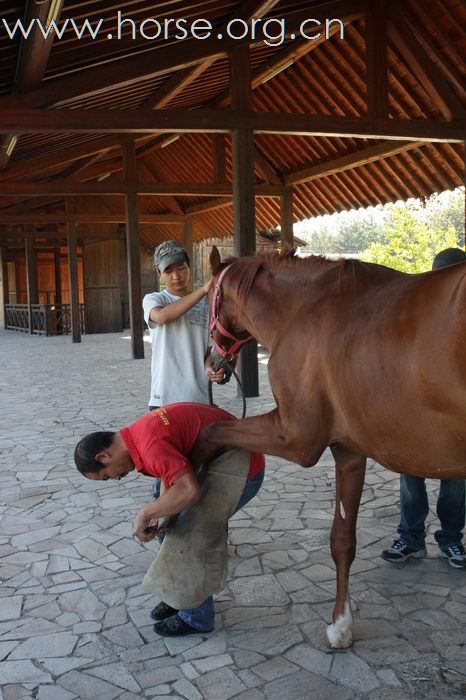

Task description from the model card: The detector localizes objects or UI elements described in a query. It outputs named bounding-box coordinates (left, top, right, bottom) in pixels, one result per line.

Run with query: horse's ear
left=210, top=245, right=222, bottom=274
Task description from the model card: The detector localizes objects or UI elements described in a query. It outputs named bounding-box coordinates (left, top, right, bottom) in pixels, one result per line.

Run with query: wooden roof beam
left=142, top=0, right=282, bottom=109
left=365, top=0, right=388, bottom=118
left=185, top=198, right=233, bottom=216
left=0, top=1, right=368, bottom=110
left=0, top=182, right=284, bottom=197
left=15, top=0, right=64, bottom=92
left=0, top=214, right=186, bottom=224
left=284, top=140, right=423, bottom=185
left=0, top=109, right=463, bottom=142
left=0, top=135, right=145, bottom=183
left=0, top=0, right=64, bottom=170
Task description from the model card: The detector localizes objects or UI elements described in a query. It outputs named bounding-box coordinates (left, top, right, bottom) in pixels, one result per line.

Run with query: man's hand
left=205, top=365, right=226, bottom=384
left=133, top=508, right=155, bottom=543
left=202, top=277, right=213, bottom=295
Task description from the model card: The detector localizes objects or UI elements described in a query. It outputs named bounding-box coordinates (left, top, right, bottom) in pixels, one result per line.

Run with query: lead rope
left=208, top=357, right=247, bottom=419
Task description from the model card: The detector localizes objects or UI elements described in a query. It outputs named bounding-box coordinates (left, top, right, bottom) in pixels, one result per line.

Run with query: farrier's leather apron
left=142, top=448, right=250, bottom=608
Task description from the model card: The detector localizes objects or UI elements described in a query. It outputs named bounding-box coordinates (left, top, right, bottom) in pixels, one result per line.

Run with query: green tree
left=336, top=211, right=384, bottom=253
left=362, top=207, right=458, bottom=273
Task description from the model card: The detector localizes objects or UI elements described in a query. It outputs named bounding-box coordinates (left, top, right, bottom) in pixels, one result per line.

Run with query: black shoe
left=153, top=614, right=208, bottom=637
left=381, top=538, right=426, bottom=563
left=150, top=601, right=179, bottom=621
left=439, top=543, right=465, bottom=569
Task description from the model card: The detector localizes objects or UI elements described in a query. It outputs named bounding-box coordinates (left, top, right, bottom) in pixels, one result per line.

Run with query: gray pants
left=142, top=449, right=251, bottom=609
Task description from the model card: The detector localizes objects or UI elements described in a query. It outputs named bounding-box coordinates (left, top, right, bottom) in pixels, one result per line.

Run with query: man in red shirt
left=74, top=402, right=264, bottom=636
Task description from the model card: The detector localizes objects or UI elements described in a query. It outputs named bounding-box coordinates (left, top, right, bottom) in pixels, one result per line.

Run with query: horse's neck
left=232, top=272, right=296, bottom=349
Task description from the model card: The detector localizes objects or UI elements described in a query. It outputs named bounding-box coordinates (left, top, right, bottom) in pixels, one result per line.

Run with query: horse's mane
left=221, top=247, right=392, bottom=306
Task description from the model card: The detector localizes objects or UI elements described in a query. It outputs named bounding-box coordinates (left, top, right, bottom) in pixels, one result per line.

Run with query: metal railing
left=5, top=304, right=85, bottom=336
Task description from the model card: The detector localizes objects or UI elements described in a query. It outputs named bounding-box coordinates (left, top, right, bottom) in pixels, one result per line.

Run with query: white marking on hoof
left=339, top=500, right=346, bottom=519
left=326, top=600, right=353, bottom=648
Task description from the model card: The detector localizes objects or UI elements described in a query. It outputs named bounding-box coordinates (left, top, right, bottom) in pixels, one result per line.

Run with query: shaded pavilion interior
left=0, top=0, right=465, bottom=393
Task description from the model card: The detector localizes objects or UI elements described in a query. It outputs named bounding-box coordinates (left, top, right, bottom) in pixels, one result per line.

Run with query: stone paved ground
left=1, top=330, right=465, bottom=700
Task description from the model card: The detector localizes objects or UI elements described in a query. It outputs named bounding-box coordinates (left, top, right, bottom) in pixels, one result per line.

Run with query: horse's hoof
left=326, top=601, right=353, bottom=648
left=326, top=624, right=352, bottom=648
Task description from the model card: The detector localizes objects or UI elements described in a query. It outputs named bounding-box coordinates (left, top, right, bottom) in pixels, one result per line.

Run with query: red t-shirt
left=120, top=402, right=264, bottom=487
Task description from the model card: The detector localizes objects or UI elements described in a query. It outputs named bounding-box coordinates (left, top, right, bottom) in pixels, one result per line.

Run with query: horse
left=196, top=245, right=466, bottom=649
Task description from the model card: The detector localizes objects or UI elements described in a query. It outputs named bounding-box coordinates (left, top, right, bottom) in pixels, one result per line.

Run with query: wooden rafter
left=142, top=0, right=282, bottom=110
left=387, top=2, right=466, bottom=120
left=0, top=0, right=64, bottom=169
left=284, top=140, right=422, bottom=185
left=0, top=1, right=368, bottom=110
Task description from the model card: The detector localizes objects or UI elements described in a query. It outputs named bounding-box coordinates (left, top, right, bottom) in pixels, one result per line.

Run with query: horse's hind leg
left=326, top=446, right=366, bottom=649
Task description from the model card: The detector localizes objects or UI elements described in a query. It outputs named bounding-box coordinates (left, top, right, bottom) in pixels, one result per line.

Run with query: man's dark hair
left=432, top=247, right=466, bottom=271
left=74, top=431, right=115, bottom=475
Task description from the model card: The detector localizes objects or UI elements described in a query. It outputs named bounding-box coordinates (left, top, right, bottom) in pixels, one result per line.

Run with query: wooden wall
left=2, top=240, right=156, bottom=333
left=4, top=248, right=84, bottom=305
left=83, top=239, right=125, bottom=333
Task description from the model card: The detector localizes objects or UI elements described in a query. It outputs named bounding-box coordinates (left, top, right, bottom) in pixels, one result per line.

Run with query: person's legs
left=435, top=479, right=465, bottom=548
left=435, top=479, right=465, bottom=568
left=233, top=469, right=265, bottom=513
left=381, top=475, right=429, bottom=562
left=156, top=468, right=265, bottom=635
left=397, top=475, right=429, bottom=550
left=177, top=596, right=215, bottom=632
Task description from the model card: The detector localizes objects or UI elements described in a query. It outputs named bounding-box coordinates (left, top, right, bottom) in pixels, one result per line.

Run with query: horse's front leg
left=190, top=408, right=325, bottom=467
left=326, top=446, right=366, bottom=649
left=190, top=409, right=291, bottom=465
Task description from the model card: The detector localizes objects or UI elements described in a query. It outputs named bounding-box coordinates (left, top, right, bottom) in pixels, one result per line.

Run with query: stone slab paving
left=0, top=330, right=465, bottom=700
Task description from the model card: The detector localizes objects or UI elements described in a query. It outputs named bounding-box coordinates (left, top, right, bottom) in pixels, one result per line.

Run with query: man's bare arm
left=133, top=471, right=200, bottom=542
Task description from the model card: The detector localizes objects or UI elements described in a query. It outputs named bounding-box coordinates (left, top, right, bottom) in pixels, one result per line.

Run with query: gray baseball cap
left=154, top=240, right=189, bottom=272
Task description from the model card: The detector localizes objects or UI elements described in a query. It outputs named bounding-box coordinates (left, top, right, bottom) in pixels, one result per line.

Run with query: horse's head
left=208, top=246, right=252, bottom=364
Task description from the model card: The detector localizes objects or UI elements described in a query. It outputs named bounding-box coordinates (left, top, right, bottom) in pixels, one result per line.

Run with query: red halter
left=209, top=265, right=252, bottom=360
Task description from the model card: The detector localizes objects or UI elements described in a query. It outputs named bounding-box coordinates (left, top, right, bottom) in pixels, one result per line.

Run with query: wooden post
left=24, top=225, right=38, bottom=334
left=280, top=189, right=294, bottom=247
left=184, top=217, right=194, bottom=292
left=230, top=45, right=258, bottom=397
left=123, top=140, right=144, bottom=359
left=54, top=247, right=62, bottom=304
left=65, top=197, right=81, bottom=343
left=366, top=0, right=388, bottom=118
left=0, top=246, right=8, bottom=329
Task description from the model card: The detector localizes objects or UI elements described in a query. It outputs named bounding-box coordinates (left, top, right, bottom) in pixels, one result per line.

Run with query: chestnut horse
left=197, top=246, right=466, bottom=648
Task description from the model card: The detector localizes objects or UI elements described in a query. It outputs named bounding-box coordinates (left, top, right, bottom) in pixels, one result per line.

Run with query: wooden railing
left=5, top=304, right=85, bottom=335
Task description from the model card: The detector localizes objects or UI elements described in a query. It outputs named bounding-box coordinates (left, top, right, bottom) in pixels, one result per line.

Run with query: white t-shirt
left=143, top=290, right=210, bottom=407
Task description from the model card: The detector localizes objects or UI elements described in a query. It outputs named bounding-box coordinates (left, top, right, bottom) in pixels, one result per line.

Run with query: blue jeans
left=177, top=468, right=265, bottom=632
left=397, top=475, right=465, bottom=551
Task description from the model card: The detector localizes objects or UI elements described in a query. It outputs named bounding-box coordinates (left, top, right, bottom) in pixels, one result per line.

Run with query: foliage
left=362, top=207, right=458, bottom=273
left=295, top=188, right=464, bottom=268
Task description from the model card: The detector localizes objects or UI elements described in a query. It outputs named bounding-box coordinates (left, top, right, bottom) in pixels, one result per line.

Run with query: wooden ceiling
left=0, top=0, right=464, bottom=248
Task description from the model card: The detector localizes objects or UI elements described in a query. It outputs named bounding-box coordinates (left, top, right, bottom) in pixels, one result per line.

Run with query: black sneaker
left=150, top=601, right=179, bottom=621
left=381, top=539, right=427, bottom=563
left=439, top=544, right=465, bottom=569
left=153, top=614, right=210, bottom=637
